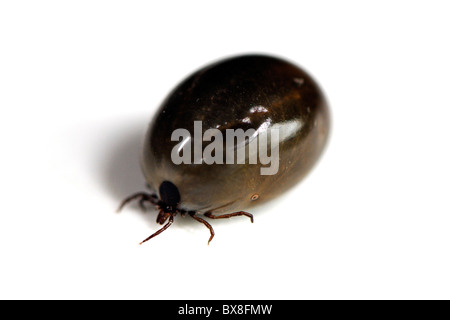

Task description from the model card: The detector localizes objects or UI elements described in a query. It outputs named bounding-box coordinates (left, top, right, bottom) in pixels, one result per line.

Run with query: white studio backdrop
left=1, top=1, right=450, bottom=299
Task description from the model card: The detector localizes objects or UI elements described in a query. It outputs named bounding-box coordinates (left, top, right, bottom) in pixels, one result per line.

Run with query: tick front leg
left=204, top=211, right=254, bottom=223
left=117, top=192, right=159, bottom=212
left=139, top=214, right=174, bottom=245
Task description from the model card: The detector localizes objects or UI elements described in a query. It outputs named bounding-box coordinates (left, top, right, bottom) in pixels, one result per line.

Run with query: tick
left=118, top=54, right=330, bottom=244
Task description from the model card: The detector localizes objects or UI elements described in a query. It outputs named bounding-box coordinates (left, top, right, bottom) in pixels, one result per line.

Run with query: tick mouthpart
left=159, top=203, right=178, bottom=214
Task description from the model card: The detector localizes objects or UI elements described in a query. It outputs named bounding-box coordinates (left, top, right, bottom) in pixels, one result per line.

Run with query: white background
left=1, top=1, right=449, bottom=300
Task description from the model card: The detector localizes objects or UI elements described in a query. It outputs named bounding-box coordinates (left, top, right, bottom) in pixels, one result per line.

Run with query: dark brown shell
left=142, top=54, right=330, bottom=214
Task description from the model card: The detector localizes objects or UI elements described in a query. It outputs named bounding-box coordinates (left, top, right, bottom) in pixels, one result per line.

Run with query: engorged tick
left=118, top=54, right=330, bottom=244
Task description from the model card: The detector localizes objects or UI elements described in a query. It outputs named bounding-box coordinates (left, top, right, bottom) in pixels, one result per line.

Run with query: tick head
left=159, top=180, right=181, bottom=214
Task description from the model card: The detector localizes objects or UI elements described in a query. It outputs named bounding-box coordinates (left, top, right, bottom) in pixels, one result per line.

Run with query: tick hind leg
left=204, top=211, right=254, bottom=223
left=117, top=192, right=159, bottom=212
left=189, top=211, right=254, bottom=244
left=189, top=212, right=215, bottom=245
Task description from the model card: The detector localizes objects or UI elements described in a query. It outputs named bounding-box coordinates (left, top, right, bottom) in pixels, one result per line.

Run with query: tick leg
left=139, top=214, right=174, bottom=245
left=189, top=213, right=215, bottom=245
left=204, top=211, right=254, bottom=223
left=117, top=192, right=159, bottom=212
